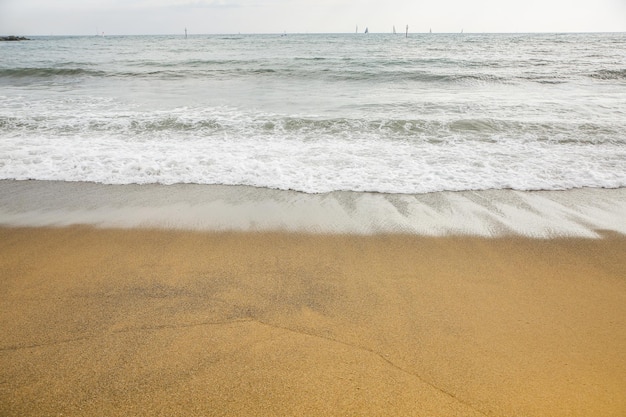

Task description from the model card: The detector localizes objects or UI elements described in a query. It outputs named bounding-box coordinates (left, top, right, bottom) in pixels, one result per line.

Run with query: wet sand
left=2, top=180, right=626, bottom=237
left=1, top=226, right=625, bottom=416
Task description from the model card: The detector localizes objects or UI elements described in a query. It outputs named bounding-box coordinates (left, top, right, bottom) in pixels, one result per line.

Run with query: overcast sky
left=1, top=0, right=625, bottom=36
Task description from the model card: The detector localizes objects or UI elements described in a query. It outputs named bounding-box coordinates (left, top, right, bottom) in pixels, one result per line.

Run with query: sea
left=0, top=32, right=625, bottom=194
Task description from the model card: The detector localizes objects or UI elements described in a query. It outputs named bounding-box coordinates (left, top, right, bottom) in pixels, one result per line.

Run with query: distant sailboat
left=406, top=24, right=409, bottom=38
left=364, top=27, right=369, bottom=34
left=185, top=28, right=188, bottom=39
left=393, top=26, right=396, bottom=34
left=429, top=28, right=432, bottom=33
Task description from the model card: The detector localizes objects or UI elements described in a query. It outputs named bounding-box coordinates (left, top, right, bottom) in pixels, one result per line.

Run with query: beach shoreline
left=1, top=180, right=626, bottom=237
left=1, top=180, right=625, bottom=415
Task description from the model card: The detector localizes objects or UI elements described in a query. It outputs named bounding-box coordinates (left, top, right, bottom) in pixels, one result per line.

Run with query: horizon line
left=8, top=30, right=626, bottom=37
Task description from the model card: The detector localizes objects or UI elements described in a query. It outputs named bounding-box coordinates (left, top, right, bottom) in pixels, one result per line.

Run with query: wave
left=1, top=128, right=624, bottom=194
left=2, top=60, right=600, bottom=86
left=589, top=69, right=626, bottom=80
left=2, top=110, right=623, bottom=147
left=0, top=67, right=107, bottom=78
left=2, top=104, right=624, bottom=194
left=0, top=64, right=510, bottom=85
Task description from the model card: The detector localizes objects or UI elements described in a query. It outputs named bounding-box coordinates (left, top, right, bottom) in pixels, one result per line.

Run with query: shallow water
left=2, top=180, right=625, bottom=237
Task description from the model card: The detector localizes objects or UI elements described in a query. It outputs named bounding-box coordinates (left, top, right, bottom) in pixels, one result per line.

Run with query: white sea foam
left=1, top=118, right=624, bottom=194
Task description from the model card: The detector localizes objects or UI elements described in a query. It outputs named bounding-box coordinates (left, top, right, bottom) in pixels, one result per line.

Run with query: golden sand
left=1, top=226, right=625, bottom=416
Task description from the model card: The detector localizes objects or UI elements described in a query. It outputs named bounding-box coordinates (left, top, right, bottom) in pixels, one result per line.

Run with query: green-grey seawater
left=1, top=33, right=625, bottom=193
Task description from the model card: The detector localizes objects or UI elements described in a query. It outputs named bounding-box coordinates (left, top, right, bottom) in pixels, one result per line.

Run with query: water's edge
left=1, top=179, right=624, bottom=238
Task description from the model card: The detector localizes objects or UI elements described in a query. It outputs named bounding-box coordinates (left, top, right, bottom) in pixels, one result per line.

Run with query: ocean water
left=1, top=33, right=625, bottom=194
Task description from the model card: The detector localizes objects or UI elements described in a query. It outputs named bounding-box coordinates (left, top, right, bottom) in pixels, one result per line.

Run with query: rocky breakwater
left=0, top=36, right=30, bottom=41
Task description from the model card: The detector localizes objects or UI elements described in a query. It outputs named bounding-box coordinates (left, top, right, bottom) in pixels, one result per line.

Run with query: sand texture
left=1, top=226, right=625, bottom=416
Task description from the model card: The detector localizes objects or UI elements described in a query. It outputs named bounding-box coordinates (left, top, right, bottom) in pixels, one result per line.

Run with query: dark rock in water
left=0, top=36, right=31, bottom=41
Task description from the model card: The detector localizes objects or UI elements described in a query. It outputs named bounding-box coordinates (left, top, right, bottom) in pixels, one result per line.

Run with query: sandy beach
left=1, top=181, right=625, bottom=416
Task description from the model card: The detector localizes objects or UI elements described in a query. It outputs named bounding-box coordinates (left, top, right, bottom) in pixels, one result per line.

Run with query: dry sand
left=1, top=226, right=625, bottom=416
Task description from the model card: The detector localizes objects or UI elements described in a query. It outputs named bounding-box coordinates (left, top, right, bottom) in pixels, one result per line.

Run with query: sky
left=1, top=0, right=625, bottom=36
